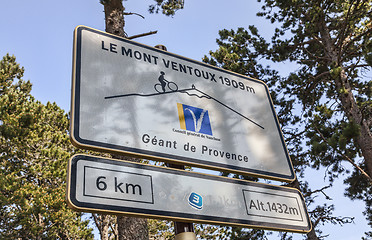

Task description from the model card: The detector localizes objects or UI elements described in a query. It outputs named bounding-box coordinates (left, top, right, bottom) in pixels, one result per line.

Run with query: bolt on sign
left=67, top=155, right=312, bottom=233
left=70, top=26, right=295, bottom=182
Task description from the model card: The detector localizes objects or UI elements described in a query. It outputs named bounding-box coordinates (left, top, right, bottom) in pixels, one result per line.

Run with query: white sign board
left=71, top=26, right=295, bottom=182
left=67, top=155, right=311, bottom=233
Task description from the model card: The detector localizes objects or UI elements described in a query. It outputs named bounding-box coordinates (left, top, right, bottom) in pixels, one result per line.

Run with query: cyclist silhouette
left=154, top=71, right=178, bottom=93
left=158, top=71, right=167, bottom=92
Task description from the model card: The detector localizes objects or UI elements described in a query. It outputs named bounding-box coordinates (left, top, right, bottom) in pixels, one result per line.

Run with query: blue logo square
left=188, top=192, right=203, bottom=210
left=177, top=103, right=212, bottom=136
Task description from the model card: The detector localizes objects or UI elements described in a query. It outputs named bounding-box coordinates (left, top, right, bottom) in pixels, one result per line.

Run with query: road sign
left=66, top=154, right=311, bottom=233
left=71, top=25, right=295, bottom=182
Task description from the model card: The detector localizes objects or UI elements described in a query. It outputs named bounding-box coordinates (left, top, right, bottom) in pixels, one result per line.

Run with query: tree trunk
left=338, top=69, right=372, bottom=179
left=102, top=0, right=126, bottom=37
left=306, top=229, right=320, bottom=240
left=289, top=179, right=319, bottom=240
left=101, top=1, right=149, bottom=239
left=117, top=215, right=149, bottom=240
left=92, top=214, right=113, bottom=240
left=113, top=154, right=149, bottom=240
left=319, top=15, right=372, bottom=180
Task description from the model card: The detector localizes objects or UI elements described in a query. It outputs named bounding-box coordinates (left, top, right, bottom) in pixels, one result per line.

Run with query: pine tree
left=203, top=0, right=371, bottom=238
left=0, top=54, right=94, bottom=239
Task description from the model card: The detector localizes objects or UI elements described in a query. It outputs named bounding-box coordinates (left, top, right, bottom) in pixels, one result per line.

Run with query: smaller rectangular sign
left=83, top=166, right=154, bottom=204
left=67, top=155, right=311, bottom=233
left=242, top=190, right=303, bottom=222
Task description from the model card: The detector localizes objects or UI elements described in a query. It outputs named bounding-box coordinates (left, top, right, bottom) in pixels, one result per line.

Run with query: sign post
left=71, top=26, right=295, bottom=182
left=67, top=155, right=312, bottom=233
left=154, top=44, right=196, bottom=240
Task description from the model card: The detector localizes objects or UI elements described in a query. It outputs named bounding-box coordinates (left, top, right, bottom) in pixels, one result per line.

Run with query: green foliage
left=195, top=224, right=229, bottom=239
left=147, top=220, right=246, bottom=240
left=149, top=0, right=184, bottom=16
left=148, top=219, right=174, bottom=239
left=228, top=228, right=266, bottom=240
left=0, top=54, right=93, bottom=239
left=205, top=0, right=372, bottom=238
left=259, top=1, right=372, bottom=236
left=260, top=0, right=371, bottom=192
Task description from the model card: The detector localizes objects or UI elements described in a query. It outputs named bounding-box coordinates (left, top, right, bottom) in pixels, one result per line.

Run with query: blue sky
left=0, top=0, right=369, bottom=239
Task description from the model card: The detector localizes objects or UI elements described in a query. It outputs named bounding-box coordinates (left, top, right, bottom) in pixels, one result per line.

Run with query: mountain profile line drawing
left=105, top=84, right=264, bottom=130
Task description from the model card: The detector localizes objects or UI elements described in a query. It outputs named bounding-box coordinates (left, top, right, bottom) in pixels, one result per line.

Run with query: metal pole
left=154, top=44, right=197, bottom=240
left=167, top=164, right=197, bottom=240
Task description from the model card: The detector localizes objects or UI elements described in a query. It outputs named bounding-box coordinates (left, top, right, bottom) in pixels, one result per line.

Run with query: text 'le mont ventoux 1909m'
left=101, top=40, right=256, bottom=94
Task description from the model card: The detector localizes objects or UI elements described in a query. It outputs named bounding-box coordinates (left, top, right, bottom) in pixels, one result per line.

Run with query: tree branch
left=109, top=220, right=118, bottom=240
left=314, top=126, right=372, bottom=184
left=305, top=185, right=333, bottom=200
left=127, top=30, right=158, bottom=40
left=92, top=214, right=103, bottom=237
left=289, top=39, right=319, bottom=48
left=124, top=12, right=145, bottom=19
left=311, top=71, right=331, bottom=82
left=344, top=64, right=370, bottom=71
left=301, top=71, right=331, bottom=96
left=336, top=0, right=355, bottom=50
left=341, top=26, right=372, bottom=57
left=309, top=205, right=355, bottom=229
left=302, top=46, right=332, bottom=62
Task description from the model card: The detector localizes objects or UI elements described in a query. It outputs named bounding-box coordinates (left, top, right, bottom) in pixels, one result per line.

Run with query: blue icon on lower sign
left=188, top=192, right=203, bottom=210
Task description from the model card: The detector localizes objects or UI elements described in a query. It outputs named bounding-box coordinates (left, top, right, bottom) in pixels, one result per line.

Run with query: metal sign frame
left=70, top=26, right=295, bottom=182
left=66, top=155, right=311, bottom=233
